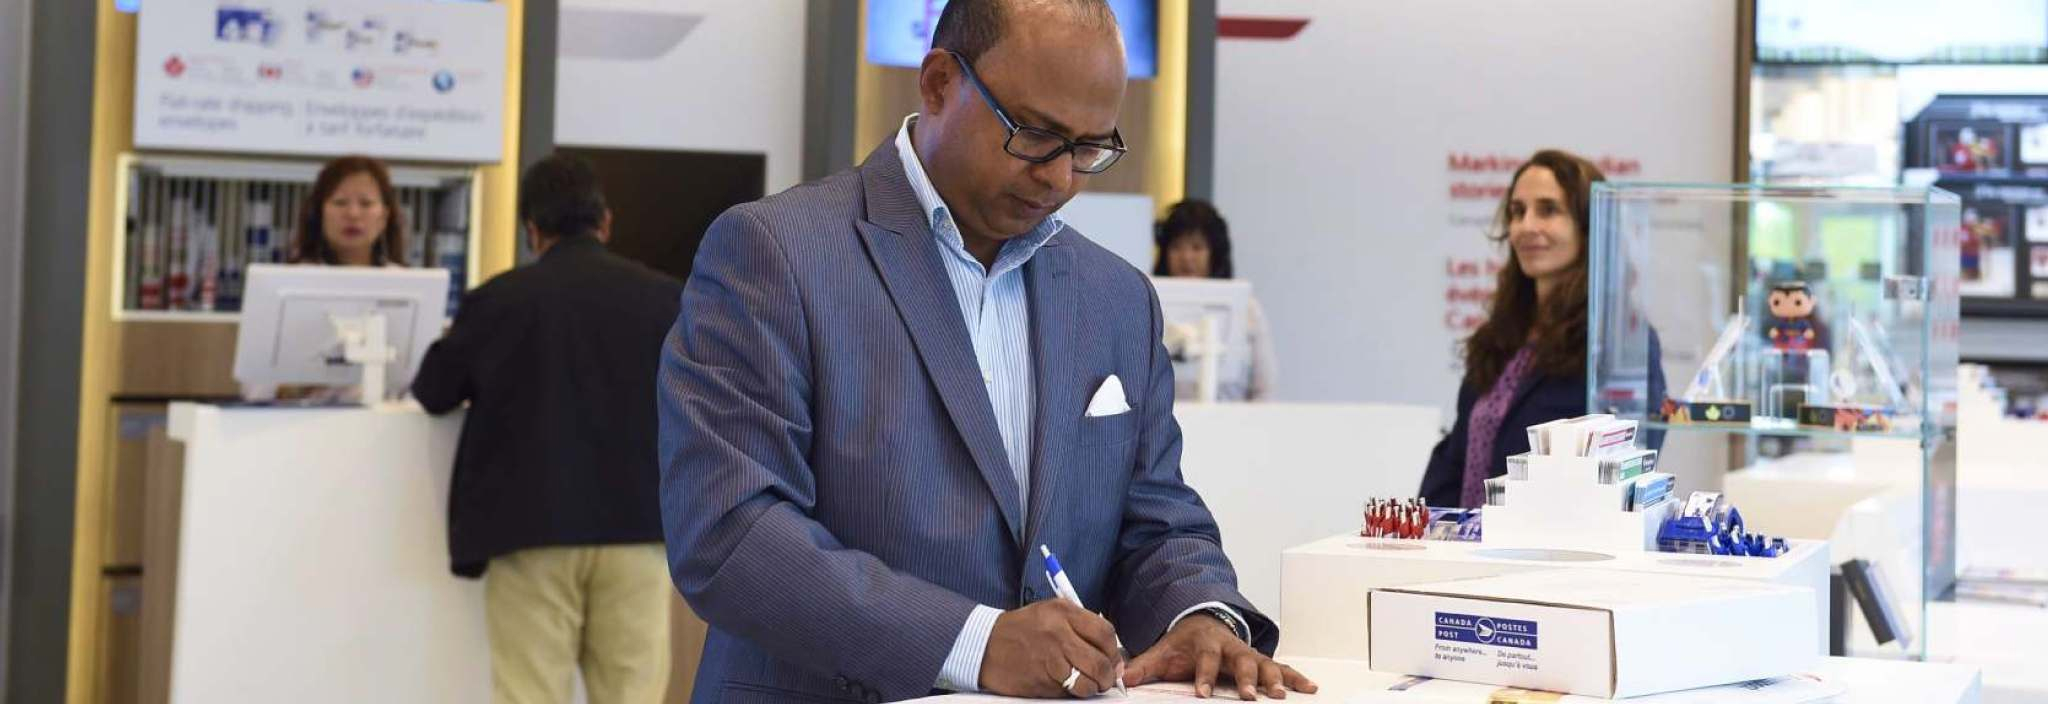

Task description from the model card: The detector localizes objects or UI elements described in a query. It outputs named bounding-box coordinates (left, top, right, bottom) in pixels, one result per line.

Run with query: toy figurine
left=1764, top=281, right=1824, bottom=352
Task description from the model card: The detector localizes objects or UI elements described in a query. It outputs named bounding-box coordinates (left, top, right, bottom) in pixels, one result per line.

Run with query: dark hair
left=932, top=0, right=1117, bottom=66
left=1462, top=149, right=1606, bottom=391
left=1151, top=199, right=1233, bottom=278
left=293, top=155, right=406, bottom=266
left=519, top=152, right=609, bottom=239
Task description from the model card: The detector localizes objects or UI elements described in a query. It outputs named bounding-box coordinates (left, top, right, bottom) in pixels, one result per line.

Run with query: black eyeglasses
left=948, top=51, right=1127, bottom=174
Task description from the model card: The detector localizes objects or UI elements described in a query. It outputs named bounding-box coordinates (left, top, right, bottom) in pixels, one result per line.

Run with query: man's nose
left=1030, top=153, right=1075, bottom=193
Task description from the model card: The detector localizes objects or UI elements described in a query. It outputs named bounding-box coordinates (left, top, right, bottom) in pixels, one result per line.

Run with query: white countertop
left=906, top=655, right=1980, bottom=702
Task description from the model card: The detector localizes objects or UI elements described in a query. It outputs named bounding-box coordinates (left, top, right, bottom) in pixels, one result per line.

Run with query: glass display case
left=1588, top=183, right=1961, bottom=660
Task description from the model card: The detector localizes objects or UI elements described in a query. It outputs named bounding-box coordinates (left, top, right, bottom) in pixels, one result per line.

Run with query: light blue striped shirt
left=896, top=116, right=1059, bottom=508
left=903, top=116, right=1245, bottom=692
left=898, top=115, right=1060, bottom=693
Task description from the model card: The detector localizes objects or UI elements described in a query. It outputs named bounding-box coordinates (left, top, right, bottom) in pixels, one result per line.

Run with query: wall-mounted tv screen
left=865, top=0, right=1158, bottom=79
left=1758, top=0, right=2048, bottom=64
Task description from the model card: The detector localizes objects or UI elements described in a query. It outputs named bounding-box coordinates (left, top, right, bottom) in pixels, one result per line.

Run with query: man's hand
left=1124, top=614, right=1317, bottom=700
left=978, top=599, right=1123, bottom=699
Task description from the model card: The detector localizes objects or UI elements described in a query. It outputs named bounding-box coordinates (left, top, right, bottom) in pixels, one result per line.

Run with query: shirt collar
left=895, top=114, right=1063, bottom=275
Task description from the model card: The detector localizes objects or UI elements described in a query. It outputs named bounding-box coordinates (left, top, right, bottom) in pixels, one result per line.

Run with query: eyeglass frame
left=946, top=51, right=1128, bottom=174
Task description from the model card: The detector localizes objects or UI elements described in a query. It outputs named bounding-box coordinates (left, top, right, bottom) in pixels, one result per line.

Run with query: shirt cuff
left=1166, top=601, right=1251, bottom=643
left=936, top=604, right=1004, bottom=692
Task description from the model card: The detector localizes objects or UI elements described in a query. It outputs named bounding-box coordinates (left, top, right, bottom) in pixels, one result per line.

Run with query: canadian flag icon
left=164, top=55, right=186, bottom=78
left=258, top=65, right=282, bottom=80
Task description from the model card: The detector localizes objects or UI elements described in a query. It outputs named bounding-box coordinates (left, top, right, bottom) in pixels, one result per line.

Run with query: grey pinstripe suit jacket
left=658, top=142, right=1275, bottom=704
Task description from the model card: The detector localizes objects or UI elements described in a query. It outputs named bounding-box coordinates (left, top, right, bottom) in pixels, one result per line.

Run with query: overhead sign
left=134, top=0, right=506, bottom=163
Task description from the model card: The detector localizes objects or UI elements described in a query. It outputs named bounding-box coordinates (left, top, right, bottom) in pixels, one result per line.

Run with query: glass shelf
left=1643, top=419, right=1926, bottom=443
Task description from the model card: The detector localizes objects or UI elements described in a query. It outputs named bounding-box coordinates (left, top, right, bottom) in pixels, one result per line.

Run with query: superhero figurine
left=1765, top=281, right=1823, bottom=352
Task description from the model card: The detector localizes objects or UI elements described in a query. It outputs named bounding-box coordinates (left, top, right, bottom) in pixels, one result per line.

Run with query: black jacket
left=1419, top=334, right=1666, bottom=508
left=413, top=236, right=682, bottom=577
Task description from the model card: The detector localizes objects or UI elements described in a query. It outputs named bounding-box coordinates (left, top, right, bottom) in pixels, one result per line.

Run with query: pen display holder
left=1481, top=454, right=1674, bottom=554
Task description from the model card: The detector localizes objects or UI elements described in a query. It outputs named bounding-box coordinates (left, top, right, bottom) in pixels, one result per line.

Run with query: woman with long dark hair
left=1417, top=150, right=1664, bottom=507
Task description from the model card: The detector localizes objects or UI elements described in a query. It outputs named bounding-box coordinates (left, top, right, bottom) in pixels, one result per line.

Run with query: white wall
left=1211, top=0, right=1736, bottom=494
left=554, top=0, right=808, bottom=194
left=1059, top=192, right=1156, bottom=272
left=1214, top=0, right=1735, bottom=413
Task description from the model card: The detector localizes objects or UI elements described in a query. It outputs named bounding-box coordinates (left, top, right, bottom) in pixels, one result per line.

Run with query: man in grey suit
left=659, top=1, right=1317, bottom=701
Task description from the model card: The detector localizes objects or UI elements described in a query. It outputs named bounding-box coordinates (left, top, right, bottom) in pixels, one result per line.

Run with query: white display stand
left=1723, top=441, right=1926, bottom=658
left=1481, top=453, right=1675, bottom=553
left=1928, top=601, right=2048, bottom=704
left=1278, top=533, right=1830, bottom=662
left=166, top=402, right=488, bottom=704
left=1941, top=366, right=2048, bottom=703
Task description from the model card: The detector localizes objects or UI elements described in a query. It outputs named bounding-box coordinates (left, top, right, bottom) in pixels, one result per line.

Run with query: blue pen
left=1041, top=545, right=1129, bottom=697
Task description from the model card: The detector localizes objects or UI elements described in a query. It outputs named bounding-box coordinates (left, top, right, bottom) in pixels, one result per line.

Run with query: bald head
left=932, top=0, right=1122, bottom=66
left=911, top=0, right=1127, bottom=261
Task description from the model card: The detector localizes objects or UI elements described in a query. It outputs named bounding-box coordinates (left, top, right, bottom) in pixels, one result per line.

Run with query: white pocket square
left=1085, top=375, right=1132, bottom=417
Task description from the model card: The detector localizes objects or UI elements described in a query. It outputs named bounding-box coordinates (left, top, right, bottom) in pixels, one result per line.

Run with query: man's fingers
left=1058, top=630, right=1119, bottom=697
left=1281, top=664, right=1319, bottom=694
left=1231, top=650, right=1260, bottom=700
left=1256, top=658, right=1286, bottom=699
left=1065, top=610, right=1123, bottom=665
left=1039, top=654, right=1099, bottom=700
left=1062, top=664, right=1104, bottom=700
left=1193, top=643, right=1222, bottom=698
left=1122, top=647, right=1164, bottom=686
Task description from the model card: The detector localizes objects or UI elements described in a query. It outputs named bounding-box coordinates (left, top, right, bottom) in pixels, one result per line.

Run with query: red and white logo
left=164, top=55, right=186, bottom=78
left=258, top=64, right=283, bottom=80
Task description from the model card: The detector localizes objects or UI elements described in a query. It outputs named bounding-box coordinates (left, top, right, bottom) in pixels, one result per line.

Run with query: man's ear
left=917, top=49, right=956, bottom=119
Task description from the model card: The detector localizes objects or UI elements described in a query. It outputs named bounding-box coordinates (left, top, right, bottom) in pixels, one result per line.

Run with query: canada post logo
left=1435, top=612, right=1538, bottom=650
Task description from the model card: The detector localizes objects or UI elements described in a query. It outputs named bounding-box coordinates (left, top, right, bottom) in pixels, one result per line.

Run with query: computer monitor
left=233, top=264, right=450, bottom=404
left=1149, top=277, right=1252, bottom=403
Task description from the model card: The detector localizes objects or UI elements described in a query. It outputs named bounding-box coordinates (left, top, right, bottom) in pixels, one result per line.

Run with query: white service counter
left=156, top=400, right=1440, bottom=701
left=166, top=402, right=487, bottom=704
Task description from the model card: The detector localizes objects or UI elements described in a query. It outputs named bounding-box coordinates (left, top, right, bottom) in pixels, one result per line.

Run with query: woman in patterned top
left=1417, top=149, right=1665, bottom=508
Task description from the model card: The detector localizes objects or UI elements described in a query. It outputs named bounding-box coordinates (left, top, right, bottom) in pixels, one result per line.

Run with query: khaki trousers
left=486, top=544, right=671, bottom=704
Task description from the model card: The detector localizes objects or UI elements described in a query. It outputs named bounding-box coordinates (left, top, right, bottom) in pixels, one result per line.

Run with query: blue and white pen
left=1041, top=545, right=1129, bottom=697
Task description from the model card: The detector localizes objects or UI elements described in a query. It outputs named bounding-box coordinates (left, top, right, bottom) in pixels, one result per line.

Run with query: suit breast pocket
left=1077, top=409, right=1139, bottom=448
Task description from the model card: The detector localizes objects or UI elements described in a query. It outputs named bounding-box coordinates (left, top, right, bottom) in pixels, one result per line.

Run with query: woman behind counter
left=1153, top=199, right=1279, bottom=401
left=290, top=155, right=409, bottom=267
left=1418, top=149, right=1664, bottom=508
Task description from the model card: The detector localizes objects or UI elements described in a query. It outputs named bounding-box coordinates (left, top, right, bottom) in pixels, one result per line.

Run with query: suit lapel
left=1022, top=234, right=1078, bottom=551
left=853, top=143, right=1025, bottom=542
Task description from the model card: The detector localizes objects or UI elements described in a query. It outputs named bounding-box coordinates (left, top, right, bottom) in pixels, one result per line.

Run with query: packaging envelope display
left=1368, top=569, right=1818, bottom=699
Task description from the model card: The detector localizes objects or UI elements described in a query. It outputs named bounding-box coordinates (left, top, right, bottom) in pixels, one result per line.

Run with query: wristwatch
left=1198, top=605, right=1251, bottom=643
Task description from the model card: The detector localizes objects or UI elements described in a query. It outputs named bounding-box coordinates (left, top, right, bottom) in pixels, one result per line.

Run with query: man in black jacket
left=414, top=153, right=681, bottom=704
